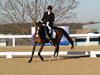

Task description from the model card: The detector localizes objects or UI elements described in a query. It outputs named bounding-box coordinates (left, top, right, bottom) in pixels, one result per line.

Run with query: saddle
left=34, top=22, right=56, bottom=42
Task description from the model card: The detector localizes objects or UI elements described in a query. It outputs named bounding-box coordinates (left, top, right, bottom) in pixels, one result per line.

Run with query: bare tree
left=0, top=0, right=78, bottom=23
left=0, top=0, right=78, bottom=34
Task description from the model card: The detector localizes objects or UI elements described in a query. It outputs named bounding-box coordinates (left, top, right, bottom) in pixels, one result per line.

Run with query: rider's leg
left=45, top=27, right=52, bottom=39
left=51, top=28, right=54, bottom=39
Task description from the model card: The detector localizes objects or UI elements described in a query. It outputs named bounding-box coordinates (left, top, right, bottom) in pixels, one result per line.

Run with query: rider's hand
left=40, top=20, right=43, bottom=23
left=47, top=22, right=49, bottom=26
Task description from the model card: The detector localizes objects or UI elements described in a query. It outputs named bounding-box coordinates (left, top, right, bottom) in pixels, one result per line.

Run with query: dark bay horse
left=28, top=22, right=74, bottom=63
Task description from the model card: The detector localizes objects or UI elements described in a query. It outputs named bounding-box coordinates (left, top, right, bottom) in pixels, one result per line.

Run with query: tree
left=0, top=0, right=78, bottom=34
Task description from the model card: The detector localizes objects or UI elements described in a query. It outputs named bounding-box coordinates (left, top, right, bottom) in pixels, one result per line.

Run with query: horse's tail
left=61, top=28, right=74, bottom=49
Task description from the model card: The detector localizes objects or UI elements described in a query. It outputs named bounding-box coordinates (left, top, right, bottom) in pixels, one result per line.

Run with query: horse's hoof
left=42, top=60, right=44, bottom=62
left=51, top=56, right=54, bottom=59
left=41, top=59, right=44, bottom=62
left=71, top=46, right=74, bottom=49
left=28, top=60, right=32, bottom=63
left=57, top=56, right=60, bottom=59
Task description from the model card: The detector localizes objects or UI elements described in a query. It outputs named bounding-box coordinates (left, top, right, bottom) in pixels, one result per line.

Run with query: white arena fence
left=0, top=51, right=99, bottom=58
left=0, top=35, right=31, bottom=47
left=0, top=34, right=100, bottom=58
left=0, top=33, right=100, bottom=47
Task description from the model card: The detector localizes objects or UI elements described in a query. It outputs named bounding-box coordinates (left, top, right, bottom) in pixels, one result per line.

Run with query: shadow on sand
left=29, top=55, right=90, bottom=63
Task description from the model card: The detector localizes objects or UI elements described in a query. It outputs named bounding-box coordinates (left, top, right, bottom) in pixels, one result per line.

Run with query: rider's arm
left=41, top=12, right=47, bottom=22
left=49, top=13, right=55, bottom=23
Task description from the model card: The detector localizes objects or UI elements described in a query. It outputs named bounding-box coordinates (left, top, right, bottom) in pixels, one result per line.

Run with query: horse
left=28, top=21, right=74, bottom=63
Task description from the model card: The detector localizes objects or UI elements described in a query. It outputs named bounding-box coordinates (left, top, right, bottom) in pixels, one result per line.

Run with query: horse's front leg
left=28, top=43, right=37, bottom=63
left=53, top=44, right=59, bottom=59
left=38, top=43, right=45, bottom=61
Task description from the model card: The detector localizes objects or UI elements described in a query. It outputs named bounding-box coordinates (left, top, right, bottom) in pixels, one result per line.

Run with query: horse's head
left=36, top=21, right=43, bottom=28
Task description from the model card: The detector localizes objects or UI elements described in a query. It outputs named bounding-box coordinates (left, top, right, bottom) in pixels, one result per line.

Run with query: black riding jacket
left=41, top=12, right=55, bottom=27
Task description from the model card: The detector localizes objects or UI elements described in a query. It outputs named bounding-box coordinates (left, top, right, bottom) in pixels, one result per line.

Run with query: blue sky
left=74, top=0, right=100, bottom=22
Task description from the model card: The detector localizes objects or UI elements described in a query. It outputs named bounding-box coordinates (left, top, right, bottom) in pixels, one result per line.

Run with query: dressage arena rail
left=0, top=34, right=100, bottom=58
left=0, top=33, right=100, bottom=47
left=0, top=51, right=99, bottom=58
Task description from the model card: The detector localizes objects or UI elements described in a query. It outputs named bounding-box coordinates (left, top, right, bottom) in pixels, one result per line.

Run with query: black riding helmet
left=47, top=5, right=53, bottom=10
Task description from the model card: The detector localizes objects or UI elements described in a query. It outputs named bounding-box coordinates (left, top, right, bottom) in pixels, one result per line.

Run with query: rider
left=41, top=5, right=55, bottom=41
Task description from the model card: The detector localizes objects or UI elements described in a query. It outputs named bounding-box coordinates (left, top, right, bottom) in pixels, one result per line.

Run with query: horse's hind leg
left=28, top=43, right=37, bottom=63
left=38, top=43, right=45, bottom=61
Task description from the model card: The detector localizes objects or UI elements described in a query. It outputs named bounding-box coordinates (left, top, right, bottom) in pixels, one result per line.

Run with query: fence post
left=90, top=51, right=96, bottom=58
left=6, top=52, right=13, bottom=58
left=86, top=35, right=90, bottom=45
left=12, top=37, right=15, bottom=47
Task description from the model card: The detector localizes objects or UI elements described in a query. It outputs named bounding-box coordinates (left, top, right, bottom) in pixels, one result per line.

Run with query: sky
left=74, top=0, right=100, bottom=22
